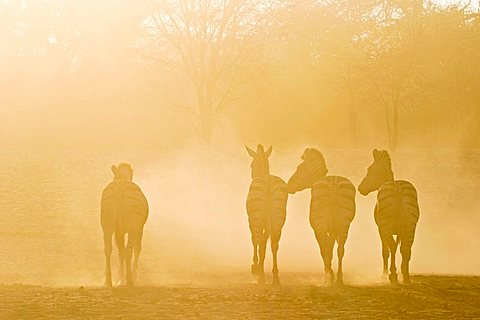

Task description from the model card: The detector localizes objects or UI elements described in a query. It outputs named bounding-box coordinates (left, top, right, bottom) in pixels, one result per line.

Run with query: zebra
left=358, top=149, right=420, bottom=284
left=246, top=144, right=288, bottom=285
left=101, top=163, right=149, bottom=287
left=287, top=148, right=356, bottom=285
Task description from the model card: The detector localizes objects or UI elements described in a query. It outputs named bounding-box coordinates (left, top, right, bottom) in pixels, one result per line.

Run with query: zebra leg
left=315, top=231, right=334, bottom=286
left=336, top=242, right=345, bottom=285
left=133, top=229, right=144, bottom=285
left=251, top=237, right=259, bottom=275
left=383, top=234, right=398, bottom=284
left=400, top=243, right=412, bottom=284
left=271, top=232, right=281, bottom=286
left=257, top=231, right=268, bottom=285
left=103, top=232, right=113, bottom=288
left=382, top=240, right=389, bottom=275
left=115, top=232, right=126, bottom=286
left=125, top=233, right=138, bottom=287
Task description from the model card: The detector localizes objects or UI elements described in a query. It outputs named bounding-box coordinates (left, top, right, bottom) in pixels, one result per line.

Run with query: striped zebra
left=246, top=145, right=288, bottom=285
left=358, top=149, right=420, bottom=284
left=287, top=148, right=356, bottom=285
left=101, top=163, right=149, bottom=287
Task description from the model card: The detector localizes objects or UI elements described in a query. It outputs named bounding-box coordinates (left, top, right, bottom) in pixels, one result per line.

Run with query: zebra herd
left=99, top=146, right=419, bottom=288
left=246, top=145, right=420, bottom=286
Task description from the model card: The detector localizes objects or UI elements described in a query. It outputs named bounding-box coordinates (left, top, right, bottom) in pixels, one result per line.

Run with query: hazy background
left=0, top=0, right=479, bottom=286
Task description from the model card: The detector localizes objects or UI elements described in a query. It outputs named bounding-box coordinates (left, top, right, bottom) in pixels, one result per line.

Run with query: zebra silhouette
left=358, top=149, right=420, bottom=284
left=288, top=148, right=356, bottom=285
left=101, top=163, right=149, bottom=287
left=246, top=145, right=288, bottom=285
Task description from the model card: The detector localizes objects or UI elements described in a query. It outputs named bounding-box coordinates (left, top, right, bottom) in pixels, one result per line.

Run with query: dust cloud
left=0, top=144, right=479, bottom=287
left=1, top=0, right=479, bottom=288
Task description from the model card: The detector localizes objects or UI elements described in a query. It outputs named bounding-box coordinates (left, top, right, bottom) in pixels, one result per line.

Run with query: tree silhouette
left=144, top=0, right=276, bottom=146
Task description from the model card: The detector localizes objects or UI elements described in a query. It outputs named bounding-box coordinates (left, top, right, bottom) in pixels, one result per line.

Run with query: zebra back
left=246, top=175, right=288, bottom=243
left=309, top=176, right=356, bottom=244
left=101, top=180, right=149, bottom=234
left=376, top=180, right=419, bottom=246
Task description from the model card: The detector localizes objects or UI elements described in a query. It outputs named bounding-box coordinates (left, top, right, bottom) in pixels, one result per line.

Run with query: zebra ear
left=245, top=146, right=256, bottom=158
left=373, top=149, right=380, bottom=161
left=111, top=165, right=118, bottom=177
left=305, top=148, right=312, bottom=160
left=265, top=146, right=273, bottom=158
left=301, top=148, right=308, bottom=160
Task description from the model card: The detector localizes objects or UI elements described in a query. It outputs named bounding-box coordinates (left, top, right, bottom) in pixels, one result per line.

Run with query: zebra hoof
left=336, top=278, right=344, bottom=286
left=323, top=273, right=334, bottom=287
left=389, top=273, right=398, bottom=284
left=272, top=276, right=281, bottom=286
left=104, top=279, right=113, bottom=288
left=329, top=272, right=335, bottom=286
left=403, top=276, right=411, bottom=284
left=251, top=264, right=260, bottom=275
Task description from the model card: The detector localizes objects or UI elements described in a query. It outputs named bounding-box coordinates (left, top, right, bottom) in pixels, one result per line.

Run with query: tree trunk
left=392, top=98, right=399, bottom=150
left=347, top=64, right=357, bottom=147
left=384, top=103, right=393, bottom=149
left=199, top=109, right=213, bottom=147
left=196, top=82, right=214, bottom=147
left=348, top=102, right=356, bottom=147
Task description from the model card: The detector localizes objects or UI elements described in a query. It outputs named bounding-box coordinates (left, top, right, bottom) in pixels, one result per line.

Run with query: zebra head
left=111, top=163, right=133, bottom=181
left=358, top=149, right=394, bottom=196
left=287, top=148, right=328, bottom=194
left=245, top=144, right=272, bottom=180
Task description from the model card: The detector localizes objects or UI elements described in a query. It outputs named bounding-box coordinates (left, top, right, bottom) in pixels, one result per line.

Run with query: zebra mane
left=301, top=148, right=328, bottom=172
left=373, top=149, right=392, bottom=169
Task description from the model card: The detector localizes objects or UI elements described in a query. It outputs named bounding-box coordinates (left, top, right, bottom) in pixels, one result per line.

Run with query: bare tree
left=359, top=0, right=425, bottom=149
left=144, top=0, right=275, bottom=146
left=323, top=0, right=376, bottom=147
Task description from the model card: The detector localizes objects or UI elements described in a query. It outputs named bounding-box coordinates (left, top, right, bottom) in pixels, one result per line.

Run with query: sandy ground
left=1, top=275, right=479, bottom=319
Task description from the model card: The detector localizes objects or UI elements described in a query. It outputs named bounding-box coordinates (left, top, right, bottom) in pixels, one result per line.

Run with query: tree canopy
left=1, top=0, right=479, bottom=150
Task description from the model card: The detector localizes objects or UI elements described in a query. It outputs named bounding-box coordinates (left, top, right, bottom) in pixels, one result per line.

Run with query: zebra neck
left=310, top=161, right=327, bottom=183
left=312, top=176, right=325, bottom=184
left=253, top=173, right=271, bottom=181
left=379, top=171, right=395, bottom=188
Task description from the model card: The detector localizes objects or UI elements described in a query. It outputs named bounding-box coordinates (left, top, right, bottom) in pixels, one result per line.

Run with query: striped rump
left=101, top=180, right=149, bottom=234
left=246, top=175, right=288, bottom=244
left=376, top=180, right=419, bottom=247
left=310, top=176, right=356, bottom=243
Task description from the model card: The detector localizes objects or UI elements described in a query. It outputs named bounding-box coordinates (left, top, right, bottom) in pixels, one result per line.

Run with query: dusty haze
left=0, top=147, right=479, bottom=286
left=1, top=0, right=479, bottom=287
